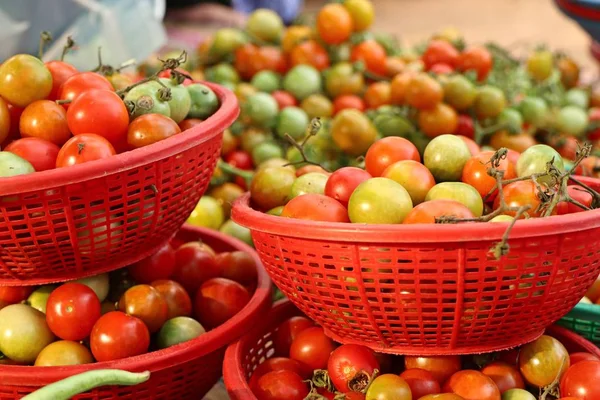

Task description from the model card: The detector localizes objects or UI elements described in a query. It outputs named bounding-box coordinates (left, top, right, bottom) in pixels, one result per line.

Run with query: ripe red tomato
left=365, top=137, right=421, bottom=177
left=443, top=370, right=501, bottom=400
left=325, top=167, right=372, bottom=207
left=249, top=357, right=312, bottom=390
left=56, top=134, right=116, bottom=168
left=46, top=283, right=101, bottom=341
left=317, top=3, right=353, bottom=45
left=128, top=242, right=176, bottom=284
left=20, top=100, right=71, bottom=146
left=271, top=90, right=298, bottom=110
left=429, top=63, right=454, bottom=75
left=458, top=135, right=480, bottom=156
left=496, top=349, right=521, bottom=366
left=172, top=242, right=221, bottom=294
left=127, top=114, right=181, bottom=149
left=457, top=47, right=493, bottom=81
left=0, top=286, right=34, bottom=304
left=67, top=89, right=129, bottom=148
left=274, top=316, right=315, bottom=357
left=179, top=118, right=203, bottom=131
left=252, top=370, right=309, bottom=400
left=58, top=72, right=114, bottom=109
left=4, top=138, right=59, bottom=172
left=404, top=355, right=462, bottom=384
left=557, top=186, right=594, bottom=215
left=215, top=251, right=257, bottom=287
left=289, top=326, right=336, bottom=370
left=455, top=115, right=475, bottom=138
left=226, top=150, right=253, bottom=170
left=118, top=284, right=169, bottom=333
left=327, top=344, right=380, bottom=392
left=151, top=279, right=193, bottom=319
left=494, top=180, right=543, bottom=218
left=560, top=360, right=600, bottom=400
left=350, top=39, right=388, bottom=76
left=90, top=311, right=150, bottom=362
left=194, top=278, right=250, bottom=329
left=235, top=44, right=287, bottom=80
left=399, top=368, right=441, bottom=398
left=462, top=151, right=517, bottom=198
left=333, top=94, right=366, bottom=114
left=570, top=352, right=600, bottom=365
left=290, top=40, right=330, bottom=71
left=422, top=40, right=460, bottom=70
left=281, top=194, right=350, bottom=222
left=45, top=61, right=78, bottom=100
left=588, top=108, right=600, bottom=141
left=481, top=361, right=525, bottom=392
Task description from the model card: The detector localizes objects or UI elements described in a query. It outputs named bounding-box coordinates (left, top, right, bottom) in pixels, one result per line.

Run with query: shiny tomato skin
left=559, top=360, right=600, bottom=400
left=399, top=368, right=441, bottom=398
left=455, top=114, right=475, bottom=138
left=405, top=73, right=444, bottom=110
left=317, top=4, right=353, bottom=45
left=557, top=186, right=593, bottom=215
left=290, top=326, right=336, bottom=370
left=273, top=316, right=315, bottom=357
left=194, top=278, right=251, bottom=329
left=150, top=279, right=193, bottom=319
left=90, top=311, right=150, bottom=362
left=56, top=134, right=116, bottom=168
left=46, top=283, right=102, bottom=341
left=325, top=167, right=372, bottom=207
left=0, top=286, right=34, bottom=304
left=127, top=113, right=181, bottom=149
left=118, top=284, right=169, bottom=333
left=462, top=151, right=517, bottom=198
left=570, top=352, right=600, bottom=365
left=281, top=194, right=350, bottom=222
left=226, top=150, right=253, bottom=170
left=422, top=40, right=460, bottom=70
left=252, top=370, right=309, bottom=400
left=215, top=251, right=258, bottom=287
left=350, top=39, right=388, bottom=76
left=519, top=335, right=570, bottom=388
left=67, top=89, right=129, bottom=147
left=45, top=61, right=78, bottom=100
left=249, top=357, right=312, bottom=389
left=494, top=181, right=543, bottom=218
left=4, top=138, right=59, bottom=171
left=404, top=355, right=462, bottom=384
left=179, top=118, right=203, bottom=131
left=403, top=200, right=474, bottom=224
left=58, top=72, right=114, bottom=109
left=172, top=242, right=221, bottom=294
left=327, top=344, right=380, bottom=392
left=128, top=242, right=176, bottom=284
left=333, top=94, right=366, bottom=114
left=365, top=374, right=411, bottom=400
left=365, top=136, right=420, bottom=177
left=443, top=370, right=501, bottom=400
left=20, top=100, right=71, bottom=146
left=481, top=361, right=525, bottom=392
left=272, top=90, right=298, bottom=110
left=457, top=47, right=493, bottom=81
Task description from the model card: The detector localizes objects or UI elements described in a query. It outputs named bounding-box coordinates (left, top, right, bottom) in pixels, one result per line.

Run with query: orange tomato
left=316, top=4, right=353, bottom=45
left=351, top=39, right=388, bottom=76
left=290, top=40, right=330, bottom=71
left=418, top=103, right=458, bottom=137
left=405, top=73, right=443, bottom=110
left=364, top=82, right=392, bottom=109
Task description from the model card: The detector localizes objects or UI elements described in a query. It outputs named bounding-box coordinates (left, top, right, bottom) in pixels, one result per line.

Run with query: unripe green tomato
left=251, top=71, right=281, bottom=93
left=276, top=106, right=309, bottom=140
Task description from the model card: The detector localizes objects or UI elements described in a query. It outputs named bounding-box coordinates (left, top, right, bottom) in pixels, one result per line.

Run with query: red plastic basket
left=0, top=82, right=239, bottom=286
left=0, top=224, right=272, bottom=399
left=223, top=300, right=600, bottom=400
left=231, top=176, right=600, bottom=355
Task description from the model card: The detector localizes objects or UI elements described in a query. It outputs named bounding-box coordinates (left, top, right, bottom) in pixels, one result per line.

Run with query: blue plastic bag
left=232, top=0, right=304, bottom=24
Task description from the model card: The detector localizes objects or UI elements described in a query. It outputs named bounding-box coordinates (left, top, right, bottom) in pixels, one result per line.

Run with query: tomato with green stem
left=20, top=100, right=71, bottom=146
left=351, top=39, right=388, bottom=76
left=317, top=3, right=353, bottom=45
left=56, top=134, right=116, bottom=168
left=90, top=311, right=150, bottom=362
left=0, top=54, right=52, bottom=107
left=519, top=335, right=570, bottom=388
left=46, top=283, right=101, bottom=341
left=118, top=284, right=169, bottom=334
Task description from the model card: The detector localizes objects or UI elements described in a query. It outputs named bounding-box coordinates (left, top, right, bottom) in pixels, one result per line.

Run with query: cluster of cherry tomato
left=0, top=238, right=256, bottom=366
left=249, top=312, right=599, bottom=400
left=0, top=52, right=220, bottom=178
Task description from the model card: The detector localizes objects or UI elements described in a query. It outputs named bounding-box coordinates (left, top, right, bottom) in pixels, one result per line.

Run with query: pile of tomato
left=246, top=313, right=599, bottom=400
left=0, top=239, right=256, bottom=366
left=151, top=0, right=600, bottom=240
left=0, top=52, right=220, bottom=177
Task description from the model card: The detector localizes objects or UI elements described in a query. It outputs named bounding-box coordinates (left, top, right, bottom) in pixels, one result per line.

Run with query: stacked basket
left=0, top=83, right=273, bottom=399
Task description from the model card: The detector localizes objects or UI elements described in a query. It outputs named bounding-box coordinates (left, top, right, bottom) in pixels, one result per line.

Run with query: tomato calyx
left=347, top=368, right=379, bottom=392
left=539, top=355, right=568, bottom=400
left=310, top=369, right=336, bottom=393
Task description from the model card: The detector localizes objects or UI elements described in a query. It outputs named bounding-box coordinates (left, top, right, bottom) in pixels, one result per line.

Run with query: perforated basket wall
left=223, top=301, right=600, bottom=399
left=232, top=177, right=600, bottom=355
left=558, top=302, right=600, bottom=345
left=0, top=82, right=238, bottom=285
left=0, top=225, right=272, bottom=399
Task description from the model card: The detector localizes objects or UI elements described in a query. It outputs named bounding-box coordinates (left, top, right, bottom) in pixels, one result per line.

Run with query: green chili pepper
left=22, top=370, right=150, bottom=400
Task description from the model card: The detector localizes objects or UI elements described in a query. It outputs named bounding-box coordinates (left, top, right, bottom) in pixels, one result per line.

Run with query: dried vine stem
left=61, top=36, right=76, bottom=61
left=283, top=117, right=330, bottom=172
left=38, top=31, right=53, bottom=59
left=539, top=356, right=567, bottom=400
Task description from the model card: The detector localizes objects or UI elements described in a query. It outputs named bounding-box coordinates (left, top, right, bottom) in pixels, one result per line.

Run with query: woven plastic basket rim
left=231, top=177, right=600, bottom=243
left=0, top=82, right=239, bottom=196
left=0, top=224, right=272, bottom=387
